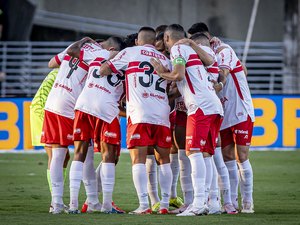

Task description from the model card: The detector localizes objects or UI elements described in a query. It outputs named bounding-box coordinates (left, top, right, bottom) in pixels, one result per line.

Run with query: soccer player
left=176, top=32, right=238, bottom=214
left=66, top=37, right=125, bottom=214
left=100, top=27, right=173, bottom=215
left=150, top=24, right=223, bottom=216
left=30, top=68, right=70, bottom=213
left=41, top=37, right=102, bottom=214
left=189, top=23, right=255, bottom=213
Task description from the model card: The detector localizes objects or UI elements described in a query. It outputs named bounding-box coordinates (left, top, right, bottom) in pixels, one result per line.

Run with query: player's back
left=75, top=52, right=125, bottom=123
left=216, top=43, right=255, bottom=129
left=110, top=45, right=171, bottom=127
left=172, top=44, right=223, bottom=116
left=45, top=43, right=104, bottom=119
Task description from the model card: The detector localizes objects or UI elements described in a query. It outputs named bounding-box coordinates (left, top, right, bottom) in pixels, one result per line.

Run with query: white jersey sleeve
left=54, top=46, right=69, bottom=66
left=199, top=45, right=219, bottom=81
left=170, top=44, right=189, bottom=63
left=107, top=48, right=130, bottom=74
left=79, top=43, right=106, bottom=65
left=218, top=46, right=235, bottom=71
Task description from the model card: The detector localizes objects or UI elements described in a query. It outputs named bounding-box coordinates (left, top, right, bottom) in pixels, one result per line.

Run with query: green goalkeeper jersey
left=30, top=69, right=58, bottom=120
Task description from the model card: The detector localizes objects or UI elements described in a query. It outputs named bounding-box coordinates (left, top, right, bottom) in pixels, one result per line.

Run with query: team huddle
left=30, top=22, right=255, bottom=216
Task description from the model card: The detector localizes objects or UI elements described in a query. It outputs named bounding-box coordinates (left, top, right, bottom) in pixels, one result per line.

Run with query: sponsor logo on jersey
left=104, top=131, right=117, bottom=138
left=130, top=133, right=141, bottom=140
left=150, top=93, right=165, bottom=100
left=142, top=92, right=149, bottom=98
left=88, top=82, right=94, bottom=88
left=74, top=128, right=81, bottom=134
left=67, top=134, right=73, bottom=140
left=200, top=139, right=206, bottom=146
left=141, top=50, right=166, bottom=60
left=235, top=129, right=248, bottom=134
left=166, top=136, right=171, bottom=143
left=244, top=135, right=248, bottom=139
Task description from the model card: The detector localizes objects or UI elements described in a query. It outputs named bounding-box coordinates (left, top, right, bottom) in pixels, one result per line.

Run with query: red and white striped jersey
left=75, top=51, right=125, bottom=123
left=108, top=44, right=171, bottom=127
left=170, top=44, right=223, bottom=116
left=45, top=43, right=104, bottom=119
left=216, top=44, right=255, bottom=130
left=200, top=45, right=219, bottom=81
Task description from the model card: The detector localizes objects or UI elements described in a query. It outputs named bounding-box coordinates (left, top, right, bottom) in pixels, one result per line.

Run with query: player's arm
left=242, top=63, right=248, bottom=76
left=168, top=82, right=181, bottom=102
left=100, top=49, right=128, bottom=77
left=67, top=37, right=95, bottom=58
left=99, top=62, right=113, bottom=76
left=175, top=38, right=214, bottom=66
left=118, top=99, right=126, bottom=117
left=150, top=57, right=185, bottom=81
left=48, top=57, right=60, bottom=68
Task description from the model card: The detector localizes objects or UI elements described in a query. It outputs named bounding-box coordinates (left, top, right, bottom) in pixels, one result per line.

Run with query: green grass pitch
left=0, top=151, right=299, bottom=225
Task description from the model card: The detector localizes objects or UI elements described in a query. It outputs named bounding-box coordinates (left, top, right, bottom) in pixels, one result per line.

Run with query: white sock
left=188, top=153, right=206, bottom=208
left=209, top=161, right=219, bottom=204
left=213, top=147, right=232, bottom=205
left=178, top=149, right=193, bottom=205
left=101, top=163, right=115, bottom=210
left=95, top=162, right=102, bottom=193
left=132, top=163, right=149, bottom=209
left=146, top=155, right=160, bottom=206
left=83, top=146, right=98, bottom=205
left=69, top=161, right=84, bottom=209
left=204, top=157, right=213, bottom=203
left=238, top=160, right=253, bottom=203
left=50, top=147, right=67, bottom=205
left=170, top=153, right=179, bottom=199
left=158, top=163, right=173, bottom=209
left=225, top=160, right=239, bottom=207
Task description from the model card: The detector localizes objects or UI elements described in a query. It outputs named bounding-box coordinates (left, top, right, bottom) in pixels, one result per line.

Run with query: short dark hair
left=190, top=32, right=210, bottom=41
left=107, top=36, right=126, bottom=51
left=188, top=22, right=209, bottom=35
left=165, top=24, right=185, bottom=40
left=155, top=25, right=168, bottom=34
left=138, top=26, right=156, bottom=34
left=137, top=26, right=156, bottom=45
left=124, top=33, right=138, bottom=47
left=156, top=32, right=164, bottom=41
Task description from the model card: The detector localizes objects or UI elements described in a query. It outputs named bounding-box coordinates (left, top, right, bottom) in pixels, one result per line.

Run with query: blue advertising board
left=0, top=95, right=299, bottom=150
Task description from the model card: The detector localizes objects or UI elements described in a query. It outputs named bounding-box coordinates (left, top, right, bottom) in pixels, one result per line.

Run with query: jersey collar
left=143, top=44, right=155, bottom=49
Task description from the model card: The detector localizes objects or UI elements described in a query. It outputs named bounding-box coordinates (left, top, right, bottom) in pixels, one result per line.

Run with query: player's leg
left=41, top=110, right=71, bottom=214
left=213, top=134, right=237, bottom=214
left=129, top=146, right=151, bottom=214
left=69, top=111, right=93, bottom=213
left=154, top=144, right=172, bottom=214
left=127, top=119, right=152, bottom=214
left=100, top=142, right=117, bottom=213
left=208, top=160, right=221, bottom=214
left=50, top=144, right=68, bottom=214
left=146, top=146, right=160, bottom=211
left=202, top=114, right=221, bottom=215
left=235, top=116, right=254, bottom=213
left=169, top=143, right=183, bottom=208
left=221, top=127, right=239, bottom=210
left=171, top=116, right=191, bottom=214
left=177, top=110, right=210, bottom=216
left=82, top=143, right=101, bottom=213
left=99, top=117, right=124, bottom=213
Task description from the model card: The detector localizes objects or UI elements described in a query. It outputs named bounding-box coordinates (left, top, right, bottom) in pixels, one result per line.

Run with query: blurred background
left=0, top=0, right=299, bottom=150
